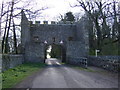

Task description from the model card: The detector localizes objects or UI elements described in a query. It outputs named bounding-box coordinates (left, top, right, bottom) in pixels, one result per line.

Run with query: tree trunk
left=4, top=0, right=14, bottom=53
left=12, top=18, right=17, bottom=54
left=0, top=1, right=4, bottom=38
left=94, top=18, right=101, bottom=50
left=2, top=6, right=9, bottom=53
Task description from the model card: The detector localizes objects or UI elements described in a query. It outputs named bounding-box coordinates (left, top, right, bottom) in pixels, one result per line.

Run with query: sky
left=0, top=0, right=84, bottom=37
left=0, top=0, right=120, bottom=22
left=0, top=0, right=84, bottom=21
left=36, top=0, right=84, bottom=21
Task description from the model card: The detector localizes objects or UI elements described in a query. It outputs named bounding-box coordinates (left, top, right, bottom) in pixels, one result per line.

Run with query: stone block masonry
left=66, top=41, right=88, bottom=68
left=21, top=11, right=89, bottom=66
left=2, top=54, right=24, bottom=71
left=87, top=56, right=120, bottom=72
left=25, top=43, right=45, bottom=63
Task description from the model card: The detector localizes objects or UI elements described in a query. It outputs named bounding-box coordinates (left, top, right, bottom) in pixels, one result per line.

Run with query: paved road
left=15, top=58, right=118, bottom=88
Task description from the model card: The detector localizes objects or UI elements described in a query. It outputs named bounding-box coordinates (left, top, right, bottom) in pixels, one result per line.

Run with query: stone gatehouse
left=21, top=11, right=89, bottom=64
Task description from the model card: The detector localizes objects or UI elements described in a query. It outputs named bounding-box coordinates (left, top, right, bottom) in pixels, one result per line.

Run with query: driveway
left=15, top=58, right=118, bottom=88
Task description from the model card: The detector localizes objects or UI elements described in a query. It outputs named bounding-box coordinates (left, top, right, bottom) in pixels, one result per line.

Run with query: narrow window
left=68, top=37, right=73, bottom=41
left=52, top=37, right=55, bottom=42
left=33, top=36, right=39, bottom=42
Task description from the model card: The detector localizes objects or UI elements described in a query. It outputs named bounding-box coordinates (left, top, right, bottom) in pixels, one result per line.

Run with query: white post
left=60, top=40, right=63, bottom=61
left=95, top=50, right=97, bottom=57
left=95, top=49, right=100, bottom=57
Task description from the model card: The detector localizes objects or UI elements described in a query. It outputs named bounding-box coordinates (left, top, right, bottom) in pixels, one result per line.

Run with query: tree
left=72, top=0, right=119, bottom=51
left=59, top=11, right=75, bottom=23
left=4, top=0, right=14, bottom=54
left=1, top=0, right=48, bottom=54
left=74, top=12, right=82, bottom=22
left=65, top=12, right=75, bottom=22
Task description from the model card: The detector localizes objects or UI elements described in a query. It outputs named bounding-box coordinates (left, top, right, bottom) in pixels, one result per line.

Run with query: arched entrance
left=44, top=43, right=66, bottom=63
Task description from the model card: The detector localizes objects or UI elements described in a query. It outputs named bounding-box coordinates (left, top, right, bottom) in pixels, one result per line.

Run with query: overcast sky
left=0, top=0, right=84, bottom=36
left=0, top=0, right=119, bottom=22
left=0, top=0, right=84, bottom=22
left=21, top=0, right=84, bottom=21
left=37, top=0, right=84, bottom=21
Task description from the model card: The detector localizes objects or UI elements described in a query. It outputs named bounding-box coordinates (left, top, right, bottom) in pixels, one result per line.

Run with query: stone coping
left=2, top=54, right=23, bottom=56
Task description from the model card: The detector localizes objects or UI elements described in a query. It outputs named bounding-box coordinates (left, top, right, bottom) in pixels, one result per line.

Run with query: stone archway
left=44, top=43, right=66, bottom=63
left=21, top=11, right=89, bottom=64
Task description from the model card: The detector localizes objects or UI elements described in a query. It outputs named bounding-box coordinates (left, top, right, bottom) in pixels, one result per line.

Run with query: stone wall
left=76, top=18, right=89, bottom=48
left=25, top=43, right=45, bottom=62
left=21, top=11, right=30, bottom=47
left=66, top=41, right=88, bottom=68
left=2, top=54, right=24, bottom=71
left=66, top=41, right=87, bottom=57
left=30, top=24, right=76, bottom=45
left=66, top=57, right=87, bottom=68
left=87, top=56, right=120, bottom=72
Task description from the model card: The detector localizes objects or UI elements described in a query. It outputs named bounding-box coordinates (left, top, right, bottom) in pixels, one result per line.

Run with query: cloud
left=37, top=0, right=83, bottom=21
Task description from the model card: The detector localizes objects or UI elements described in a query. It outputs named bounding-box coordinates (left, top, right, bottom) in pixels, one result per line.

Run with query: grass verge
left=72, top=66, right=96, bottom=72
left=67, top=64, right=117, bottom=76
left=0, top=73, right=2, bottom=90
left=2, top=63, right=46, bottom=88
left=66, top=64, right=95, bottom=72
left=74, top=66, right=95, bottom=72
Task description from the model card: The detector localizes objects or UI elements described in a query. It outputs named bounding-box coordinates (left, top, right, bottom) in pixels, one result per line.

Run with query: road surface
left=15, top=58, right=118, bottom=88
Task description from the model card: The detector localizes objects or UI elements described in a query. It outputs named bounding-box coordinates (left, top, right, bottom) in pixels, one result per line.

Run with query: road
left=15, top=58, right=118, bottom=88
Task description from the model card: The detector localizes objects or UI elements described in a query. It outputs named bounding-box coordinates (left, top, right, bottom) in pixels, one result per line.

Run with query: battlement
left=28, top=21, right=75, bottom=25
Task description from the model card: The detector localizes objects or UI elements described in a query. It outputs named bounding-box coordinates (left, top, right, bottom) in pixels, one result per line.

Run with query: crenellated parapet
left=28, top=21, right=75, bottom=25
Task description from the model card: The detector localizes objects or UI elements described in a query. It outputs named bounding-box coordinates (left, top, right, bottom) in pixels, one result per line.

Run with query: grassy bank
left=67, top=64, right=95, bottom=72
left=2, top=63, right=46, bottom=88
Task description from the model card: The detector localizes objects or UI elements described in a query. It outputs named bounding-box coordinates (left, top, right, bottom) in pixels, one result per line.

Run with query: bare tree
left=1, top=0, right=48, bottom=54
left=0, top=1, right=4, bottom=38
left=72, top=0, right=119, bottom=50
left=4, top=0, right=14, bottom=53
left=74, top=12, right=82, bottom=22
left=2, top=5, right=9, bottom=53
